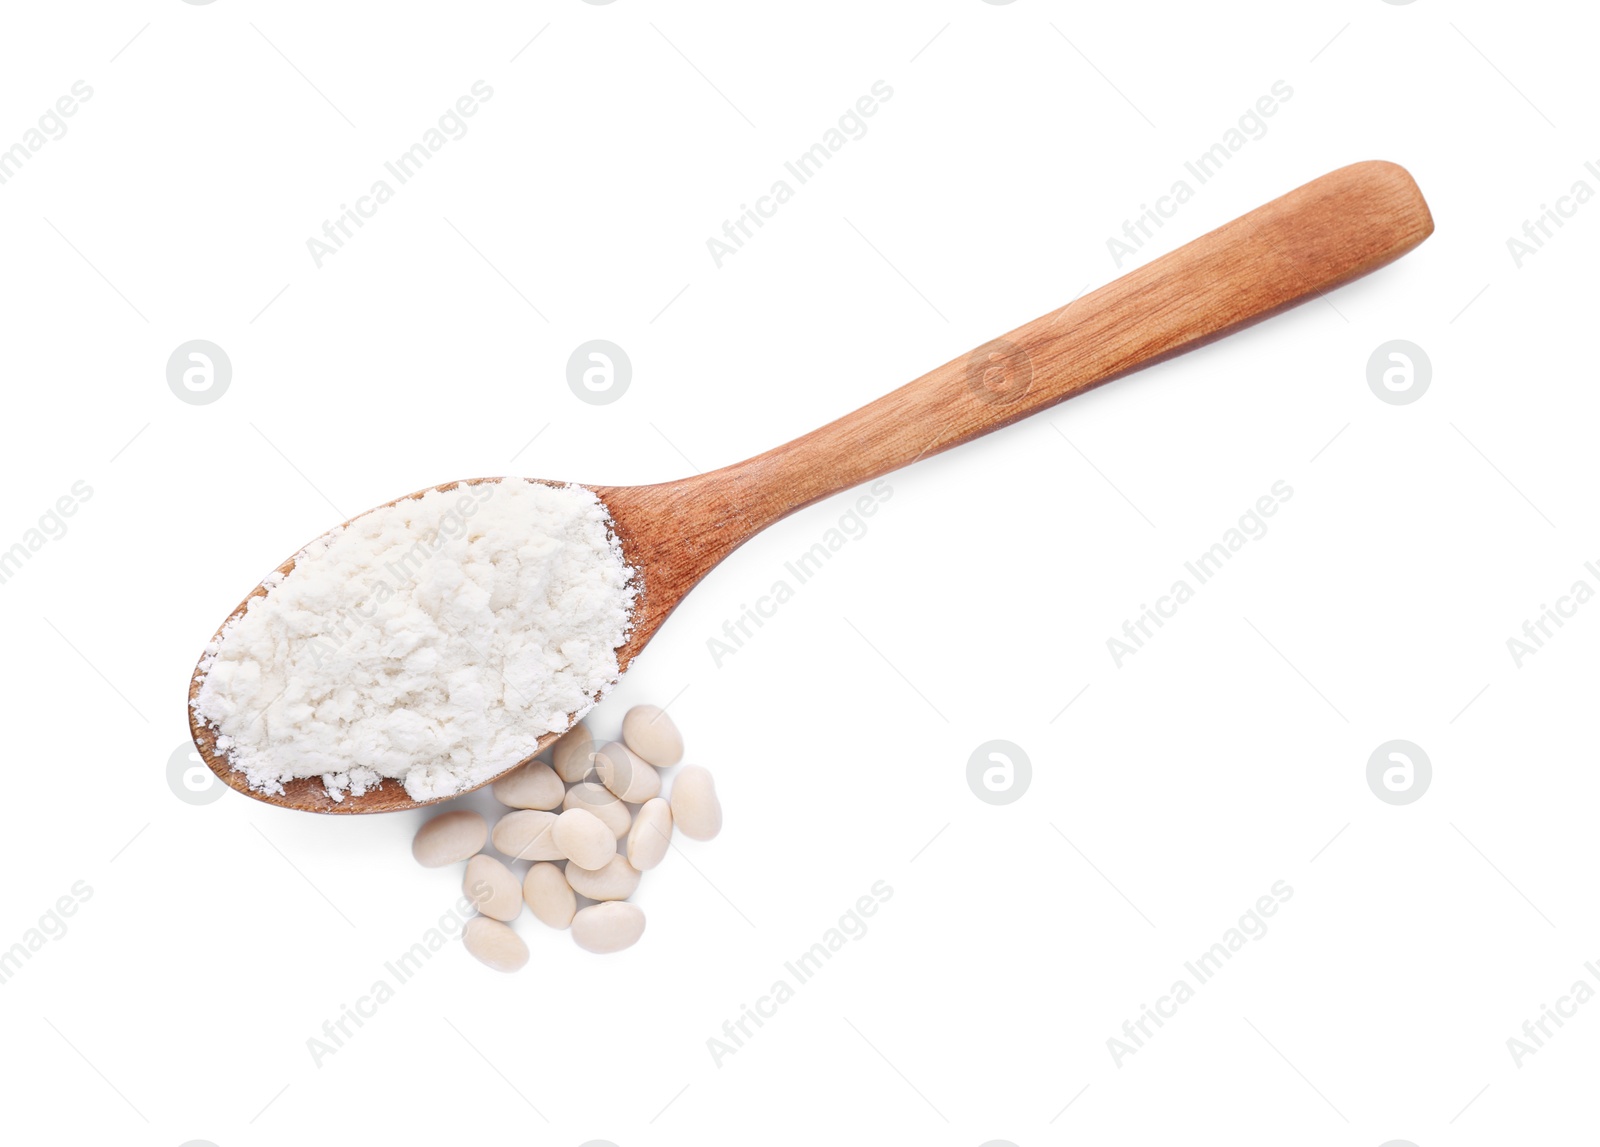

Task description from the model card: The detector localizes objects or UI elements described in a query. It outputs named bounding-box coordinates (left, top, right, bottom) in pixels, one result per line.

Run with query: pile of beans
left=410, top=704, right=721, bottom=970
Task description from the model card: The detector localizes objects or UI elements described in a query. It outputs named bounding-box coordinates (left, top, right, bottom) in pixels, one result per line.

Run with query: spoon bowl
left=190, top=160, right=1434, bottom=813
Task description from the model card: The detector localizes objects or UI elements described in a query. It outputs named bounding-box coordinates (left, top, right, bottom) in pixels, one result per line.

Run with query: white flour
left=192, top=479, right=636, bottom=802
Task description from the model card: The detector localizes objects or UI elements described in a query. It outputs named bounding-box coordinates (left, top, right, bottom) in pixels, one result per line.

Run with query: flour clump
left=191, top=479, right=636, bottom=802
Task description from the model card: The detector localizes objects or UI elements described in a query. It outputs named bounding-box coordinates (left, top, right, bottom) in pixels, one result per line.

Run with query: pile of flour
left=192, top=479, right=637, bottom=802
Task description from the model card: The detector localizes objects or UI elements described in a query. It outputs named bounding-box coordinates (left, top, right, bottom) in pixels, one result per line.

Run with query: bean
left=412, top=710, right=718, bottom=968
left=492, top=760, right=564, bottom=810
left=492, top=810, right=562, bottom=861
left=412, top=809, right=487, bottom=867
left=463, top=915, right=528, bottom=972
left=464, top=854, right=521, bottom=922
left=564, top=855, right=641, bottom=901
left=626, top=798, right=673, bottom=871
left=551, top=721, right=596, bottom=783
left=669, top=765, right=722, bottom=841
left=594, top=740, right=660, bottom=804
left=621, top=704, right=684, bottom=768
left=522, top=862, right=576, bottom=930
left=564, top=781, right=631, bottom=838
left=553, top=808, right=615, bottom=870
left=571, top=901, right=646, bottom=954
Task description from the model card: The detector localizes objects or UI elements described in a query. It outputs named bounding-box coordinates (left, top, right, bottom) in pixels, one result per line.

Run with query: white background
left=1, top=1, right=1594, bottom=1144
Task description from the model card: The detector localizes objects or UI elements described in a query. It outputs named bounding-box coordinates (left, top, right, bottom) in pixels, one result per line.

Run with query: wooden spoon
left=190, top=160, right=1433, bottom=813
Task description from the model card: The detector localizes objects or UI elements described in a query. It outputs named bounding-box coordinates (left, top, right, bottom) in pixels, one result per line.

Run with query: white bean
left=522, top=862, right=576, bottom=930
left=492, top=810, right=562, bottom=861
left=492, top=760, right=564, bottom=810
left=669, top=765, right=722, bottom=841
left=553, top=808, right=615, bottom=871
left=551, top=721, right=596, bottom=783
left=564, top=781, right=631, bottom=839
left=571, top=901, right=646, bottom=953
left=417, top=711, right=714, bottom=967
left=464, top=854, right=521, bottom=922
left=462, top=915, right=528, bottom=972
left=595, top=740, right=660, bottom=804
left=621, top=704, right=684, bottom=767
left=412, top=809, right=487, bottom=868
left=626, top=798, right=673, bottom=871
left=564, top=855, right=641, bottom=901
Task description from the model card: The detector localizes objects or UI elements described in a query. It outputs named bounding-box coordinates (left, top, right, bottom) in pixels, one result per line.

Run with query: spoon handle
left=693, top=160, right=1431, bottom=537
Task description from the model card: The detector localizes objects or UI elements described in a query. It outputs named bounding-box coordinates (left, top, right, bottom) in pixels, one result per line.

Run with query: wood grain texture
left=191, top=160, right=1433, bottom=813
